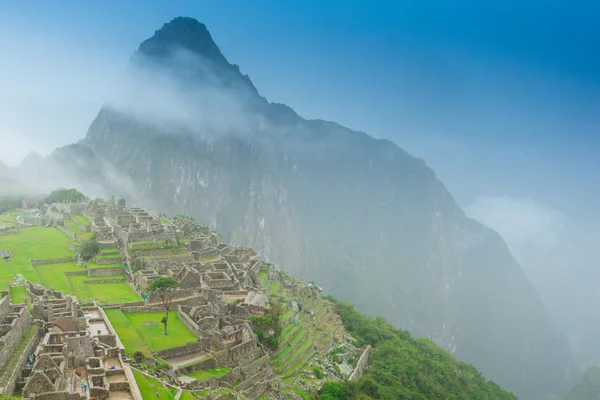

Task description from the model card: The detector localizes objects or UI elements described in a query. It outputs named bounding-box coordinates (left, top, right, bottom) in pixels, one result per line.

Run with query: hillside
left=562, top=366, right=600, bottom=400
left=0, top=201, right=517, bottom=399
left=34, top=17, right=575, bottom=398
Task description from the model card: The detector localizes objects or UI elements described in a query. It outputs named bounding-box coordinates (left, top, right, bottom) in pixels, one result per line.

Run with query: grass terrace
left=35, top=262, right=138, bottom=304
left=105, top=309, right=197, bottom=355
left=133, top=369, right=176, bottom=399
left=258, top=271, right=268, bottom=286
left=86, top=261, right=122, bottom=269
left=185, top=367, right=231, bottom=383
left=9, top=286, right=26, bottom=304
left=269, top=281, right=281, bottom=296
left=71, top=214, right=91, bottom=226
left=63, top=220, right=92, bottom=241
left=0, top=227, right=74, bottom=290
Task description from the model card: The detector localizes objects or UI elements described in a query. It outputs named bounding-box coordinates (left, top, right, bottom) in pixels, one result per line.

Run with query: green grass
left=105, top=309, right=151, bottom=357
left=258, top=272, right=268, bottom=286
left=0, top=227, right=75, bottom=290
left=71, top=214, right=91, bottom=226
left=269, top=281, right=281, bottom=296
left=34, top=262, right=137, bottom=304
left=180, top=391, right=197, bottom=400
left=105, top=310, right=197, bottom=354
left=282, top=308, right=295, bottom=320
left=133, top=369, right=175, bottom=399
left=9, top=286, right=26, bottom=304
left=86, top=261, right=122, bottom=269
left=186, top=367, right=231, bottom=382
left=83, top=282, right=139, bottom=304
left=64, top=220, right=92, bottom=240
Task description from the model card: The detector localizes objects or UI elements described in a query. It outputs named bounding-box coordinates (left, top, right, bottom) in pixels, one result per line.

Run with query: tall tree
left=147, top=276, right=179, bottom=335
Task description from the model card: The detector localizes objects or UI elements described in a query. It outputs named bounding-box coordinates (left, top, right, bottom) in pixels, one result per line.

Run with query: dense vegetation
left=249, top=300, right=283, bottom=349
left=319, top=297, right=517, bottom=400
left=78, top=238, right=100, bottom=261
left=39, top=188, right=87, bottom=204
left=562, top=366, right=600, bottom=400
left=0, top=196, right=23, bottom=214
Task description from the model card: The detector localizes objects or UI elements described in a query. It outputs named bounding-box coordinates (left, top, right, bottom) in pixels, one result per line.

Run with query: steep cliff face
left=79, top=17, right=573, bottom=399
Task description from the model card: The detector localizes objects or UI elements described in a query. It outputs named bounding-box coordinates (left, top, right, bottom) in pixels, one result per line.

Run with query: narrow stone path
left=174, top=388, right=183, bottom=400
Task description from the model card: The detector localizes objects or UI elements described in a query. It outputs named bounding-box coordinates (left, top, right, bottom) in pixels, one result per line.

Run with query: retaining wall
left=156, top=342, right=204, bottom=359
left=30, top=258, right=73, bottom=266
left=349, top=345, right=371, bottom=381
left=87, top=267, right=124, bottom=277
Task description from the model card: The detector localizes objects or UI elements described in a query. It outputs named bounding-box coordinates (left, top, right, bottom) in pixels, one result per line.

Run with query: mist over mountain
left=37, top=17, right=576, bottom=398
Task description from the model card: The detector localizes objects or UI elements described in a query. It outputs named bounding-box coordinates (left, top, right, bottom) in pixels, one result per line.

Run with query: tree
left=117, top=197, right=126, bottom=207
left=147, top=276, right=179, bottom=335
left=79, top=239, right=100, bottom=261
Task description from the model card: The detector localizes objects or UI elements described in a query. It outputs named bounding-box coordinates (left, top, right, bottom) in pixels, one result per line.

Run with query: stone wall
left=229, top=340, right=259, bottom=366
left=95, top=256, right=121, bottom=265
left=97, top=334, right=117, bottom=347
left=349, top=345, right=371, bottom=381
left=240, top=355, right=269, bottom=379
left=82, top=279, right=125, bottom=284
left=177, top=356, right=217, bottom=375
left=131, top=248, right=188, bottom=257
left=0, top=306, right=32, bottom=370
left=63, top=271, right=87, bottom=276
left=87, top=267, right=124, bottom=277
left=66, top=242, right=79, bottom=253
left=156, top=342, right=204, bottom=360
left=0, top=326, right=41, bottom=395
left=193, top=248, right=220, bottom=261
left=30, top=258, right=73, bottom=266
left=0, top=297, right=10, bottom=321
left=236, top=368, right=271, bottom=392
left=56, top=226, right=76, bottom=241
left=177, top=307, right=202, bottom=336
left=121, top=306, right=164, bottom=313
left=30, top=391, right=82, bottom=400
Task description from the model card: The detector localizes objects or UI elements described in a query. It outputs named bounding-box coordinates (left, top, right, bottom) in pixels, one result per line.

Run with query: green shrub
left=313, top=367, right=323, bottom=379
left=133, top=351, right=145, bottom=363
left=79, top=239, right=100, bottom=261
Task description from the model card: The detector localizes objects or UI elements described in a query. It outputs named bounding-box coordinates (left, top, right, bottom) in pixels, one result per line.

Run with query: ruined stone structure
left=18, top=287, right=142, bottom=400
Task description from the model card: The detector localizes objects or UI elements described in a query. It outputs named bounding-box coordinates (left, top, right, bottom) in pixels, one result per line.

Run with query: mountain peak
left=133, top=16, right=258, bottom=96
left=137, top=17, right=228, bottom=66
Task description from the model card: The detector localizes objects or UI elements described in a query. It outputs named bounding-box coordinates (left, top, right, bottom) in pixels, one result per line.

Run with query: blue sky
left=0, top=0, right=599, bottom=224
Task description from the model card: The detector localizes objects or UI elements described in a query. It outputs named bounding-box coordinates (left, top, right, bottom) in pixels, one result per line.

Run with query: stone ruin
left=18, top=286, right=141, bottom=400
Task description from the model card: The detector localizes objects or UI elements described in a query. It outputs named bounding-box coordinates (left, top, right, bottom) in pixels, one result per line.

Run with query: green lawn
left=9, top=286, right=26, bottom=304
left=180, top=391, right=197, bottom=400
left=84, top=282, right=139, bottom=304
left=105, top=309, right=197, bottom=355
left=269, top=281, right=281, bottom=296
left=185, top=367, right=231, bottom=382
left=133, top=369, right=175, bottom=399
left=0, top=227, right=74, bottom=290
left=105, top=309, right=151, bottom=357
left=34, top=262, right=138, bottom=304
left=71, top=214, right=91, bottom=226
left=258, top=272, right=268, bottom=286
left=64, top=220, right=91, bottom=241
left=86, top=261, right=122, bottom=269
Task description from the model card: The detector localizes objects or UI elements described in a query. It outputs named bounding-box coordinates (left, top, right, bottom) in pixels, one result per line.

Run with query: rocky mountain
left=55, top=17, right=574, bottom=398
